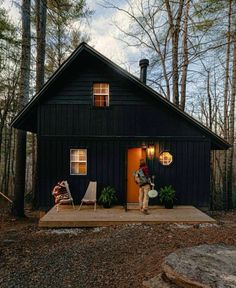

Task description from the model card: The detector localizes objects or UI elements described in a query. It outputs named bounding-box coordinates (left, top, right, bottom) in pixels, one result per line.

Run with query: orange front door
left=127, top=148, right=146, bottom=203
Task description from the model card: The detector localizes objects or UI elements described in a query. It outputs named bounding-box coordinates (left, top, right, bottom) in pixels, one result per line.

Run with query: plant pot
left=103, top=203, right=111, bottom=208
left=164, top=200, right=173, bottom=209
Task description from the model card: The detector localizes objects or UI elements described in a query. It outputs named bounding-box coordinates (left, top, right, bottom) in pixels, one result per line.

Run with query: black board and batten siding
left=38, top=138, right=210, bottom=208
left=39, top=57, right=204, bottom=138
left=36, top=55, right=211, bottom=208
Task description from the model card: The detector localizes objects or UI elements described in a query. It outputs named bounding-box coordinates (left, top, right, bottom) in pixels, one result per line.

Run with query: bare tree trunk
left=31, top=133, right=37, bottom=204
left=210, top=150, right=215, bottom=210
left=1, top=126, right=8, bottom=193
left=0, top=94, right=14, bottom=165
left=207, top=70, right=213, bottom=130
left=13, top=131, right=27, bottom=217
left=32, top=0, right=47, bottom=207
left=0, top=118, right=6, bottom=165
left=208, top=72, right=215, bottom=210
left=165, top=0, right=184, bottom=106
left=12, top=0, right=31, bottom=217
left=1, top=126, right=13, bottom=195
left=227, top=30, right=236, bottom=209
left=10, top=129, right=16, bottom=197
left=224, top=0, right=232, bottom=141
left=6, top=128, right=13, bottom=195
left=36, top=0, right=46, bottom=92
left=223, top=0, right=232, bottom=209
left=180, top=0, right=190, bottom=111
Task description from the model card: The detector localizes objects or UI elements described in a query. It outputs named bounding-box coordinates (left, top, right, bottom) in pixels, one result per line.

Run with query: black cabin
left=12, top=42, right=229, bottom=209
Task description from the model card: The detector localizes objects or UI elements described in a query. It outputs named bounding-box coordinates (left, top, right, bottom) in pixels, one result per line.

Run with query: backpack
left=134, top=169, right=149, bottom=186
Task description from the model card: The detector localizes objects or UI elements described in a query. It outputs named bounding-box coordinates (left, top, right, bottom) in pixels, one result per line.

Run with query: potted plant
left=159, top=185, right=175, bottom=209
left=98, top=186, right=117, bottom=208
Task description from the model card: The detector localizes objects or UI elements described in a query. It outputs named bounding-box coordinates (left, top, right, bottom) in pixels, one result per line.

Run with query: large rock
left=143, top=274, right=175, bottom=287
left=163, top=244, right=236, bottom=287
left=144, top=244, right=236, bottom=288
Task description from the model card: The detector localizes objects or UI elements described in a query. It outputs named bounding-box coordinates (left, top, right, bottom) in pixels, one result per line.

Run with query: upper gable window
left=93, top=83, right=109, bottom=107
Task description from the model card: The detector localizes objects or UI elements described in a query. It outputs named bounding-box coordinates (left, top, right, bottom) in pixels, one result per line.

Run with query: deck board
left=39, top=205, right=216, bottom=228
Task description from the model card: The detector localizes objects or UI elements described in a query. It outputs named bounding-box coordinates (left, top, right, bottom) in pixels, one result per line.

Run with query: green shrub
left=98, top=186, right=117, bottom=208
left=159, top=185, right=175, bottom=204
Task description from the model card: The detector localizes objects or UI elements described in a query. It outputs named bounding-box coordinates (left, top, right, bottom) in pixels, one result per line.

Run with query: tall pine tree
left=12, top=0, right=31, bottom=217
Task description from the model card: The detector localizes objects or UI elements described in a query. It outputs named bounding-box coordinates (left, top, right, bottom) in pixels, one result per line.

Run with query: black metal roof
left=11, top=42, right=230, bottom=150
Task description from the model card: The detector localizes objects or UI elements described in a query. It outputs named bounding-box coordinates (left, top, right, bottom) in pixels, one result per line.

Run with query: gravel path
left=0, top=212, right=236, bottom=288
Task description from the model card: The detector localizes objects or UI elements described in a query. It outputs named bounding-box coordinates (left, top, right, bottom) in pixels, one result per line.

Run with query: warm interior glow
left=70, top=149, right=87, bottom=175
left=159, top=151, right=173, bottom=166
left=93, top=83, right=109, bottom=107
left=147, top=145, right=155, bottom=158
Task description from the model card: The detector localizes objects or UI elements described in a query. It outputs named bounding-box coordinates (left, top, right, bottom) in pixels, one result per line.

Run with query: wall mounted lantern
left=147, top=145, right=155, bottom=158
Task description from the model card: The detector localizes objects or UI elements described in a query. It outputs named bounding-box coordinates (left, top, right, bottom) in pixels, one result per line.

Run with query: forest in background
left=0, top=0, right=235, bottom=214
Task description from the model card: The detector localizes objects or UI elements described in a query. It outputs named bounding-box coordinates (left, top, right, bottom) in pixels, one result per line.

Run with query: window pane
left=79, top=149, right=86, bottom=161
left=70, top=149, right=87, bottom=175
left=78, top=162, right=87, bottom=174
left=93, top=83, right=109, bottom=107
left=93, top=83, right=109, bottom=94
left=94, top=95, right=108, bottom=107
left=159, top=151, right=173, bottom=166
left=71, top=162, right=80, bottom=174
left=71, top=150, right=80, bottom=161
left=94, top=88, right=100, bottom=94
left=71, top=162, right=87, bottom=175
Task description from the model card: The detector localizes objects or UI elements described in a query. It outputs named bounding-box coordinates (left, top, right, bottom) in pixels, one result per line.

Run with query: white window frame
left=70, top=149, right=87, bottom=175
left=93, top=83, right=110, bottom=107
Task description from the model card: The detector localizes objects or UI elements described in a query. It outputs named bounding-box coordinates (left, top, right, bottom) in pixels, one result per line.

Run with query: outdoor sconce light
left=147, top=145, right=155, bottom=158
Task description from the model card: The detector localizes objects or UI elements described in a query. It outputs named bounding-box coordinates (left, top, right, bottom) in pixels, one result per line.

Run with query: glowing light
left=147, top=145, right=155, bottom=158
left=159, top=151, right=173, bottom=166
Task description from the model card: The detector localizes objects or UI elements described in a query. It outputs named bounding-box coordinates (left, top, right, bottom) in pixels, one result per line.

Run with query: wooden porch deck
left=39, top=205, right=216, bottom=228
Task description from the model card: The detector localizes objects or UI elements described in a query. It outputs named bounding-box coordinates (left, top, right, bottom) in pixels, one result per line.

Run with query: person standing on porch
left=138, top=159, right=151, bottom=215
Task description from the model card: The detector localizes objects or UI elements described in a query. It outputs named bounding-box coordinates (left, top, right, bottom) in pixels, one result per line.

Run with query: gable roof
left=11, top=42, right=230, bottom=150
